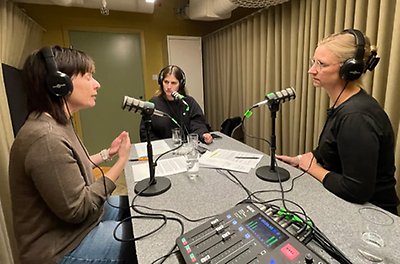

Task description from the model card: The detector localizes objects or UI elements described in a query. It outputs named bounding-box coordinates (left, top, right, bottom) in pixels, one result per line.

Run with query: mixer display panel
left=244, top=214, right=288, bottom=251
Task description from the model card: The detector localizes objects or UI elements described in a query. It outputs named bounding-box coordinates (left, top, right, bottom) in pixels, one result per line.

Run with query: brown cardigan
left=9, top=113, right=116, bottom=264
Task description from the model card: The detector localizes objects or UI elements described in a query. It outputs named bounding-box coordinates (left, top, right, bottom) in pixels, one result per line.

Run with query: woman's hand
left=276, top=154, right=301, bottom=167
left=297, top=152, right=316, bottom=171
left=115, top=131, right=131, bottom=161
left=108, top=131, right=129, bottom=158
left=103, top=132, right=131, bottom=183
left=277, top=152, right=328, bottom=182
left=202, top=133, right=213, bottom=144
left=276, top=152, right=316, bottom=170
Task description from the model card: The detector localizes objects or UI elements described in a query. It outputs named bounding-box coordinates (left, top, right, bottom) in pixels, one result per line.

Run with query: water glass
left=185, top=148, right=199, bottom=179
left=357, top=207, right=394, bottom=262
left=171, top=128, right=182, bottom=146
left=185, top=133, right=199, bottom=179
left=187, top=133, right=199, bottom=147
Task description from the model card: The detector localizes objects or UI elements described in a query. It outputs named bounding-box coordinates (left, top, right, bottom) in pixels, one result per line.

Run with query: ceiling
left=13, top=0, right=290, bottom=21
left=12, top=0, right=156, bottom=14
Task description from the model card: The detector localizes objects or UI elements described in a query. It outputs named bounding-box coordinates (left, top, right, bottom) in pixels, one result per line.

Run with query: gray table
left=125, top=132, right=400, bottom=264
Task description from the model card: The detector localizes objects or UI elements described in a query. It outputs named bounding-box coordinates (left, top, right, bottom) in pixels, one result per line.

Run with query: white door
left=167, top=36, right=204, bottom=110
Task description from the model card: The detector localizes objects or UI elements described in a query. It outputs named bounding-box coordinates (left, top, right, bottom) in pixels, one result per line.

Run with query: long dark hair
left=22, top=45, right=94, bottom=125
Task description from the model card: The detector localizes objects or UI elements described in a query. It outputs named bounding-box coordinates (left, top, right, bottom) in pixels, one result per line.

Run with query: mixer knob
left=305, top=253, right=314, bottom=264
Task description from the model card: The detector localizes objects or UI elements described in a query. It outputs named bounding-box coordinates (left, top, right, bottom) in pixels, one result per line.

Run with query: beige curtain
left=203, top=0, right=400, bottom=201
left=0, top=1, right=43, bottom=263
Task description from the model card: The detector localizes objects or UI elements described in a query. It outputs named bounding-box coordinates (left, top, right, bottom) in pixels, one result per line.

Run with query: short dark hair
left=22, top=46, right=94, bottom=125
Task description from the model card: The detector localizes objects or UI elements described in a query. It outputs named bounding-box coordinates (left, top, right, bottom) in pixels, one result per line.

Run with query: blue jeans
left=59, top=196, right=137, bottom=264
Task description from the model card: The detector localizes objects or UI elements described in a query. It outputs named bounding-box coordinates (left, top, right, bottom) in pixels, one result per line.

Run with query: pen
left=129, top=157, right=148, bottom=162
left=235, top=156, right=259, bottom=159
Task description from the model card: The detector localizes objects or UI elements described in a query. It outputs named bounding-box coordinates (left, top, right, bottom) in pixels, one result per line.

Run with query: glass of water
left=357, top=207, right=394, bottom=262
left=171, top=128, right=182, bottom=146
left=185, top=133, right=199, bottom=179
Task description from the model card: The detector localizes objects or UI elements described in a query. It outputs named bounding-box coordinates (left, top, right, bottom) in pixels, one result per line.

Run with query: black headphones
left=339, top=29, right=366, bottom=81
left=41, top=46, right=73, bottom=97
left=157, top=65, right=186, bottom=89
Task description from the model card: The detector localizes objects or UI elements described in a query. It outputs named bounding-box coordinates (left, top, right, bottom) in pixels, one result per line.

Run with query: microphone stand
left=134, top=113, right=171, bottom=196
left=255, top=100, right=290, bottom=182
left=179, top=102, right=186, bottom=143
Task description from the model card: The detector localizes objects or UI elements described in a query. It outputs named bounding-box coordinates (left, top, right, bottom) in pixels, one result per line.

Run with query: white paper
left=199, top=149, right=263, bottom=173
left=131, top=156, right=187, bottom=182
left=133, top=140, right=171, bottom=158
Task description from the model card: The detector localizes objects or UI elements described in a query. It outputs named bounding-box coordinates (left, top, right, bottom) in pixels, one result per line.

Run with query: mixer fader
left=176, top=203, right=327, bottom=264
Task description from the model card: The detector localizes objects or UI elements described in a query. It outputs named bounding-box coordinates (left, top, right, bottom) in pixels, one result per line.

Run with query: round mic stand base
left=134, top=177, right=171, bottom=196
left=255, top=166, right=290, bottom=182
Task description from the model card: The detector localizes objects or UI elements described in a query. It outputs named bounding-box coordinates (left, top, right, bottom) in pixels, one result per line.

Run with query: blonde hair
left=318, top=31, right=375, bottom=64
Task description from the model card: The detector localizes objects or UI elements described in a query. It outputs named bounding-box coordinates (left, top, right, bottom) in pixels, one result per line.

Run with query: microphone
left=171, top=91, right=189, bottom=111
left=121, top=96, right=168, bottom=117
left=252, top=87, right=296, bottom=108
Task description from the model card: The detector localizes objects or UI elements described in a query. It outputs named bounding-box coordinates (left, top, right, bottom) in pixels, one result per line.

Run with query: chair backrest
left=220, top=116, right=244, bottom=141
left=2, top=63, right=28, bottom=136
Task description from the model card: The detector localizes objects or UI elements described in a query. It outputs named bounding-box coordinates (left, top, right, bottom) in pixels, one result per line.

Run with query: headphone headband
left=343, top=29, right=365, bottom=63
left=42, top=47, right=59, bottom=74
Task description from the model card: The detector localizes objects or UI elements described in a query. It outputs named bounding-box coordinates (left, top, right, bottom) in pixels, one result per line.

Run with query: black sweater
left=313, top=89, right=398, bottom=215
left=140, top=95, right=210, bottom=142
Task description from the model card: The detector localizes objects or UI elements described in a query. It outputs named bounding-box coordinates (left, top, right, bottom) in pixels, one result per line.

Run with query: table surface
left=124, top=132, right=400, bottom=264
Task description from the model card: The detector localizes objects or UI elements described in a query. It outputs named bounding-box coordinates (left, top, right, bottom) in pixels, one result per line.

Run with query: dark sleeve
left=322, top=113, right=379, bottom=203
left=186, top=97, right=210, bottom=141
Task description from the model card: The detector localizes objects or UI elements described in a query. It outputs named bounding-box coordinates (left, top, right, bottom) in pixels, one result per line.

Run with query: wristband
left=296, top=155, right=302, bottom=165
left=100, top=149, right=112, bottom=162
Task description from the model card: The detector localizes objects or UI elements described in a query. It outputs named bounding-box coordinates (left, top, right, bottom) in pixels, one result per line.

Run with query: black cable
left=127, top=184, right=187, bottom=263
left=133, top=204, right=216, bottom=223
left=64, top=98, right=109, bottom=198
left=113, top=214, right=167, bottom=242
left=151, top=248, right=180, bottom=264
left=216, top=169, right=255, bottom=199
left=241, top=112, right=271, bottom=146
left=247, top=169, right=306, bottom=198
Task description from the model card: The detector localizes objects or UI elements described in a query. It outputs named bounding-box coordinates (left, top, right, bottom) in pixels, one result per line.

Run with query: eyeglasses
left=309, top=59, right=340, bottom=70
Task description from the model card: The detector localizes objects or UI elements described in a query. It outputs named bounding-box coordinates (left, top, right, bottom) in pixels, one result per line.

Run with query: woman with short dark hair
left=9, top=46, right=137, bottom=263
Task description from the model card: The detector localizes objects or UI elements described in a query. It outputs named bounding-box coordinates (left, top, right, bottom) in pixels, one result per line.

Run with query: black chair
left=2, top=63, right=28, bottom=136
left=220, top=116, right=244, bottom=142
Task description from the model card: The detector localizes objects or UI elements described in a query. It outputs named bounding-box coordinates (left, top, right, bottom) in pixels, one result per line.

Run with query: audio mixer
left=176, top=203, right=327, bottom=264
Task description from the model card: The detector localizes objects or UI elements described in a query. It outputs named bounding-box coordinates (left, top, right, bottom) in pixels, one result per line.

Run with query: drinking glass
left=171, top=128, right=182, bottom=146
left=357, top=207, right=394, bottom=263
left=185, top=133, right=199, bottom=179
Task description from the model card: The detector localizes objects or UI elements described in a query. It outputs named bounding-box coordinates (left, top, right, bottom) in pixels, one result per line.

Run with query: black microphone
left=121, top=96, right=168, bottom=117
left=252, top=87, right=296, bottom=108
left=171, top=91, right=190, bottom=110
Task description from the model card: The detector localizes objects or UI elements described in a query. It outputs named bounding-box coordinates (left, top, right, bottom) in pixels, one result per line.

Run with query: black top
left=140, top=95, right=210, bottom=142
left=313, top=89, right=398, bottom=215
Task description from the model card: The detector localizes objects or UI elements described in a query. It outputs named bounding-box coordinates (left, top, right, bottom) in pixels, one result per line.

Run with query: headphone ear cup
left=158, top=66, right=168, bottom=86
left=47, top=71, right=73, bottom=97
left=179, top=68, right=186, bottom=89
left=179, top=75, right=186, bottom=89
left=339, top=58, right=365, bottom=81
left=41, top=47, right=73, bottom=97
left=158, top=71, right=163, bottom=86
left=340, top=29, right=366, bottom=81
